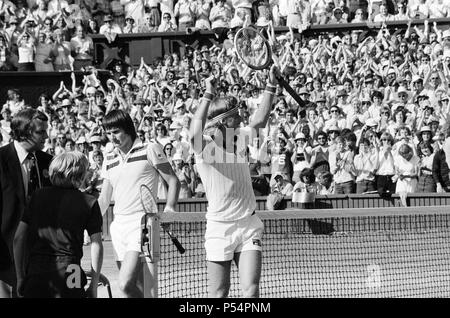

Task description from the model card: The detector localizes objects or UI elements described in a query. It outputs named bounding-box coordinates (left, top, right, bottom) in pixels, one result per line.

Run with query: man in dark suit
left=0, top=108, right=52, bottom=298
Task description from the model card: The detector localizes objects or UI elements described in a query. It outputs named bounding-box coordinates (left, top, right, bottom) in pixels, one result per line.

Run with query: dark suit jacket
left=0, top=142, right=52, bottom=270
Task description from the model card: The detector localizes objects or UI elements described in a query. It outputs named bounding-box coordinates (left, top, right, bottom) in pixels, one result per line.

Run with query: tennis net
left=158, top=206, right=450, bottom=298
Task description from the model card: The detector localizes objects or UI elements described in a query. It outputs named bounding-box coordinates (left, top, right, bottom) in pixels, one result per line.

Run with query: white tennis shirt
left=194, top=127, right=256, bottom=222
left=100, top=139, right=168, bottom=216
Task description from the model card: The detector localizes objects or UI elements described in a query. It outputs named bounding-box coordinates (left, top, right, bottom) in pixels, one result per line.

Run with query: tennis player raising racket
left=190, top=65, right=279, bottom=298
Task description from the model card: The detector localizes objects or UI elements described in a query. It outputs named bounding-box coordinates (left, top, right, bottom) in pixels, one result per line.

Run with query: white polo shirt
left=101, top=139, right=167, bottom=216
left=194, top=127, right=256, bottom=222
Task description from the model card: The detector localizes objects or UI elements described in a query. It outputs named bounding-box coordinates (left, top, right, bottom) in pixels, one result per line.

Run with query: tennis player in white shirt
left=190, top=66, right=278, bottom=297
left=98, top=110, right=180, bottom=298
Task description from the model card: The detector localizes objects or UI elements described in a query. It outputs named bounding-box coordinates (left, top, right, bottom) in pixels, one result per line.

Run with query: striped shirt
left=101, top=139, right=167, bottom=216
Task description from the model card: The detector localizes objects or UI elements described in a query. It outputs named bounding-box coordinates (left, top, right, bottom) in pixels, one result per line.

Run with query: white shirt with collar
left=100, top=138, right=168, bottom=216
left=14, top=140, right=39, bottom=196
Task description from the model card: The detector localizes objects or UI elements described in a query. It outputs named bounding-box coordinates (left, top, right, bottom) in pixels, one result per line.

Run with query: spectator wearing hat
left=335, top=87, right=349, bottom=110
left=417, top=125, right=434, bottom=149
left=123, top=15, right=139, bottom=33
left=427, top=115, right=441, bottom=138
left=329, top=7, right=347, bottom=23
left=291, top=132, right=312, bottom=184
left=168, top=121, right=190, bottom=162
left=99, top=14, right=122, bottom=42
left=87, top=135, right=103, bottom=165
left=396, top=86, right=410, bottom=105
left=158, top=12, right=178, bottom=32
left=329, top=135, right=356, bottom=194
left=75, top=136, right=89, bottom=155
left=354, top=137, right=379, bottom=194
left=417, top=141, right=437, bottom=192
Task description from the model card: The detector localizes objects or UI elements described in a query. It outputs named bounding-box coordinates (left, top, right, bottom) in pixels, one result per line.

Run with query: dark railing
left=91, top=18, right=450, bottom=68
left=101, top=193, right=450, bottom=239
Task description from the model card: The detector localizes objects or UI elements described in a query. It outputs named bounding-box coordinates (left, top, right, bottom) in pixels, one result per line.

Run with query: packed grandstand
left=2, top=0, right=450, bottom=202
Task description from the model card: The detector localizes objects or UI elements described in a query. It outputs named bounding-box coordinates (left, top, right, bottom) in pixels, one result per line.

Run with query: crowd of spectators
left=3, top=1, right=450, bottom=204
left=3, top=1, right=450, bottom=72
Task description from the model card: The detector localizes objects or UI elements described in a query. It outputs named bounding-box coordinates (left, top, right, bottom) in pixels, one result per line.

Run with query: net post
left=141, top=213, right=161, bottom=298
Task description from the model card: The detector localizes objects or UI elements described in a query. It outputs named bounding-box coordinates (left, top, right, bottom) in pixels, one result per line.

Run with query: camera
left=186, top=27, right=198, bottom=35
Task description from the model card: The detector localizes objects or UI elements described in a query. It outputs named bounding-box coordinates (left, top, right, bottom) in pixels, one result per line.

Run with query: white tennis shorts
left=110, top=214, right=143, bottom=261
left=205, top=213, right=264, bottom=262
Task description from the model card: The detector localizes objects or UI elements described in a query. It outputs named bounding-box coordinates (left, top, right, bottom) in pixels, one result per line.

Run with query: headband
left=204, top=106, right=239, bottom=131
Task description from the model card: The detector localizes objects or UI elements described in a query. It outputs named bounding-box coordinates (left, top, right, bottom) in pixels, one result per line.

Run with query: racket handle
left=171, top=237, right=186, bottom=254
left=276, top=75, right=306, bottom=109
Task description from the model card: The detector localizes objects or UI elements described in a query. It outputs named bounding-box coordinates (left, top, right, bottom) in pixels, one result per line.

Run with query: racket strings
left=235, top=27, right=272, bottom=70
left=140, top=186, right=158, bottom=214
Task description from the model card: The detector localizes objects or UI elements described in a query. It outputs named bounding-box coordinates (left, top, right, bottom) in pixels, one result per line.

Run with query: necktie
left=27, top=153, right=41, bottom=198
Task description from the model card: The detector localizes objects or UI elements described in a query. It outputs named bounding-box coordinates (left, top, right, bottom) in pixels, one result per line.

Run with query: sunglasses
left=330, top=110, right=339, bottom=113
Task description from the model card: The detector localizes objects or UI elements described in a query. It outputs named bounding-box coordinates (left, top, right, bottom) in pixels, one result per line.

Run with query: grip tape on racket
left=171, top=236, right=186, bottom=254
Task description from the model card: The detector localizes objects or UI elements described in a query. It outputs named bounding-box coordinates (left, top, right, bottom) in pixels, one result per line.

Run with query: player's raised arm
left=189, top=75, right=217, bottom=153
left=248, top=65, right=279, bottom=131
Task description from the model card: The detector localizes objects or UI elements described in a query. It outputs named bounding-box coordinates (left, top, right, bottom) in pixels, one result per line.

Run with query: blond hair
left=49, top=151, right=89, bottom=188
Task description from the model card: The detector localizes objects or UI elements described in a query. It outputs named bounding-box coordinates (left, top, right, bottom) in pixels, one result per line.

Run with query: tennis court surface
left=84, top=206, right=450, bottom=298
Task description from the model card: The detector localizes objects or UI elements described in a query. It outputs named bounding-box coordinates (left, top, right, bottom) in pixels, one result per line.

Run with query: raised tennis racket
left=234, top=26, right=306, bottom=108
left=140, top=184, right=185, bottom=254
